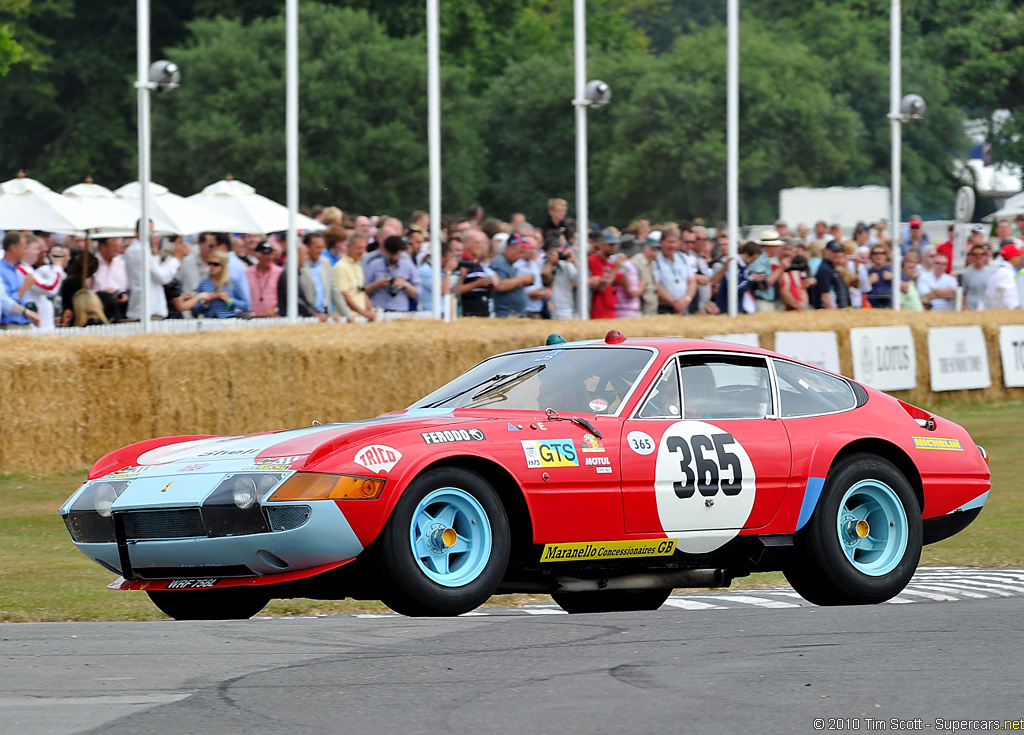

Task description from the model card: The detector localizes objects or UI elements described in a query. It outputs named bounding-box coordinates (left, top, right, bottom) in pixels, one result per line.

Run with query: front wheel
left=376, top=467, right=510, bottom=616
left=146, top=588, right=271, bottom=620
left=551, top=588, right=672, bottom=614
left=784, top=453, right=922, bottom=606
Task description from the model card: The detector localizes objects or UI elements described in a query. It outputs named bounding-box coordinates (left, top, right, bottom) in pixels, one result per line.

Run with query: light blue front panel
left=950, top=490, right=989, bottom=514
left=76, top=542, right=123, bottom=574
left=110, top=473, right=229, bottom=510
left=795, top=477, right=826, bottom=531
left=126, top=500, right=363, bottom=575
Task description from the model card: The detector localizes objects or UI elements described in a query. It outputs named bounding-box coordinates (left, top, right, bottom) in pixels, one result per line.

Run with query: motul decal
left=354, top=445, right=403, bottom=474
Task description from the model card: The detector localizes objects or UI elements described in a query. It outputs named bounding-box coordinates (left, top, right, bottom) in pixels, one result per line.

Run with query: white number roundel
left=654, top=421, right=756, bottom=553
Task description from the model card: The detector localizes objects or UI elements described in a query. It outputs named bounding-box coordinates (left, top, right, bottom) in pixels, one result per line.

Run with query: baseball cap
left=972, top=225, right=987, bottom=233
left=645, top=231, right=662, bottom=248
left=825, top=241, right=845, bottom=253
left=855, top=223, right=871, bottom=234
left=1001, top=243, right=1024, bottom=259
left=255, top=241, right=273, bottom=254
left=909, top=218, right=922, bottom=227
left=774, top=219, right=787, bottom=228
left=602, top=229, right=620, bottom=245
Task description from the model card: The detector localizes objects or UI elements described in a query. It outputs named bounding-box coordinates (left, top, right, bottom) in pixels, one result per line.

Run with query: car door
left=621, top=353, right=791, bottom=552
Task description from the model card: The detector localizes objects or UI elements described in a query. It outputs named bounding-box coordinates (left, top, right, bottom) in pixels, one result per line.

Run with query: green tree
left=152, top=4, right=486, bottom=214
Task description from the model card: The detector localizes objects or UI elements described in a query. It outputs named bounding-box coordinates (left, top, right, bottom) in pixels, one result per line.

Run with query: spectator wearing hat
left=961, top=242, right=993, bottom=310
left=866, top=245, right=894, bottom=308
left=246, top=241, right=283, bottom=317
left=489, top=232, right=535, bottom=318
left=918, top=250, right=957, bottom=310
left=749, top=229, right=787, bottom=312
left=630, top=232, right=660, bottom=316
left=986, top=243, right=1024, bottom=309
left=516, top=232, right=550, bottom=318
left=900, top=216, right=929, bottom=254
left=809, top=241, right=848, bottom=309
left=775, top=220, right=790, bottom=239
left=365, top=234, right=421, bottom=313
left=588, top=228, right=625, bottom=319
left=654, top=225, right=696, bottom=315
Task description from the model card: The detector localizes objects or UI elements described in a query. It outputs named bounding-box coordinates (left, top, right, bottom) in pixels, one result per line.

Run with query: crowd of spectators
left=4, top=203, right=1024, bottom=331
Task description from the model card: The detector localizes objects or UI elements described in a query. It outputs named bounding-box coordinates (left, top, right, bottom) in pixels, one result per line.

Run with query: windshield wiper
left=421, top=365, right=546, bottom=408
left=470, top=365, right=546, bottom=402
left=544, top=408, right=603, bottom=440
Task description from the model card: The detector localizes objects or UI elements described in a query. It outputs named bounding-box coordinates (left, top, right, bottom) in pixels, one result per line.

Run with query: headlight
left=61, top=480, right=131, bottom=543
left=268, top=472, right=386, bottom=502
left=201, top=473, right=283, bottom=538
left=231, top=476, right=258, bottom=510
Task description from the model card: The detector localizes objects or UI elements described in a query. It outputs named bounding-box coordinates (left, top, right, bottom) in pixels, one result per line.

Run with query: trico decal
left=912, top=436, right=963, bottom=451
left=179, top=463, right=209, bottom=472
left=589, top=398, right=609, bottom=413
left=166, top=579, right=218, bottom=589
left=521, top=439, right=578, bottom=468
left=585, top=456, right=610, bottom=466
left=354, top=445, right=403, bottom=474
left=421, top=428, right=486, bottom=445
left=540, top=538, right=677, bottom=562
left=197, top=448, right=260, bottom=457
left=580, top=434, right=604, bottom=453
left=654, top=421, right=757, bottom=554
left=626, top=431, right=656, bottom=456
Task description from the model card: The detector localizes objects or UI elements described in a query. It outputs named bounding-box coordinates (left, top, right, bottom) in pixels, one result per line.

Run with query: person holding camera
left=454, top=229, right=494, bottom=317
left=0, top=231, right=42, bottom=329
left=364, top=235, right=421, bottom=313
left=542, top=228, right=578, bottom=320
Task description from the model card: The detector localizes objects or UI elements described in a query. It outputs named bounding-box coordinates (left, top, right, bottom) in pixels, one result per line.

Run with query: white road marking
left=686, top=595, right=801, bottom=609
left=661, top=598, right=727, bottom=610
left=909, top=584, right=989, bottom=599
left=896, top=588, right=961, bottom=602
left=521, top=607, right=567, bottom=615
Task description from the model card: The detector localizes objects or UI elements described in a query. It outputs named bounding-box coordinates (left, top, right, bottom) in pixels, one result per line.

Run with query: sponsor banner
left=850, top=326, right=917, bottom=391
left=999, top=325, right=1024, bottom=388
left=912, top=437, right=963, bottom=451
left=421, top=428, right=486, bottom=444
left=774, top=331, right=841, bottom=373
left=704, top=333, right=761, bottom=348
left=927, top=326, right=991, bottom=392
left=354, top=445, right=403, bottom=474
left=540, top=538, right=678, bottom=562
left=521, top=439, right=578, bottom=468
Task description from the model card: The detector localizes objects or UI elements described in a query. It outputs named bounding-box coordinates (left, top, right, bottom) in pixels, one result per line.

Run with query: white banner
left=850, top=326, right=917, bottom=391
left=928, top=326, right=991, bottom=391
left=774, top=331, right=841, bottom=373
left=999, top=325, right=1024, bottom=388
left=704, top=333, right=760, bottom=348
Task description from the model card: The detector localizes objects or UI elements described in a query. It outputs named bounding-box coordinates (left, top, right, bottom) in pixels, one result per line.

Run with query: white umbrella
left=114, top=180, right=239, bottom=235
left=62, top=177, right=139, bottom=235
left=982, top=190, right=1024, bottom=223
left=0, top=173, right=109, bottom=232
left=187, top=177, right=322, bottom=234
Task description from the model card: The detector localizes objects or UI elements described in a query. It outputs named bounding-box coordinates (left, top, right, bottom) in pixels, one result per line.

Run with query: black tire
left=784, top=453, right=922, bottom=606
left=551, top=588, right=672, bottom=614
left=376, top=467, right=510, bottom=616
left=146, top=588, right=271, bottom=620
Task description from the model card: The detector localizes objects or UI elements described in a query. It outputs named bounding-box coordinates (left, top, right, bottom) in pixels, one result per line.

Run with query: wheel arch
left=829, top=439, right=924, bottom=515
left=417, top=455, right=535, bottom=564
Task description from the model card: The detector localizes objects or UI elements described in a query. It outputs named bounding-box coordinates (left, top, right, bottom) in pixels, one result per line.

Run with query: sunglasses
left=871, top=251, right=886, bottom=256
left=207, top=261, right=223, bottom=267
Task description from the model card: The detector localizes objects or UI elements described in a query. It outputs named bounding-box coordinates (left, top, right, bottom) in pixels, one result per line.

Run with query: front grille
left=122, top=509, right=206, bottom=540
left=266, top=505, right=311, bottom=532
left=134, top=565, right=255, bottom=579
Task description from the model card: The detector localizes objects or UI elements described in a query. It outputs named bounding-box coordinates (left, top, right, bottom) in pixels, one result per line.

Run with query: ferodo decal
left=627, top=431, right=656, bottom=456
left=540, top=538, right=677, bottom=562
left=912, top=436, right=963, bottom=451
left=354, top=445, right=403, bottom=474
left=654, top=421, right=756, bottom=553
left=521, top=439, right=578, bottom=468
left=421, top=428, right=486, bottom=444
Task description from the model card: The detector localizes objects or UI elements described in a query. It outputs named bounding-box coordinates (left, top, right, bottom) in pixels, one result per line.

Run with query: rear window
left=773, top=359, right=857, bottom=417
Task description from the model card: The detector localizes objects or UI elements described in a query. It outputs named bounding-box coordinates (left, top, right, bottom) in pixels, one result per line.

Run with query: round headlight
left=232, top=477, right=258, bottom=510
left=94, top=483, right=118, bottom=517
left=257, top=475, right=279, bottom=496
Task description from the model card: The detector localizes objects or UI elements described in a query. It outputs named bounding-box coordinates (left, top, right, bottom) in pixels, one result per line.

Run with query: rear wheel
left=551, top=588, right=672, bottom=614
left=377, top=467, right=510, bottom=616
left=146, top=588, right=271, bottom=620
left=784, top=453, right=922, bottom=606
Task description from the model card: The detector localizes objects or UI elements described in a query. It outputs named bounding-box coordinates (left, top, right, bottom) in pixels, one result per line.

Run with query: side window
left=679, top=356, right=772, bottom=419
left=773, top=359, right=857, bottom=417
left=637, top=360, right=681, bottom=419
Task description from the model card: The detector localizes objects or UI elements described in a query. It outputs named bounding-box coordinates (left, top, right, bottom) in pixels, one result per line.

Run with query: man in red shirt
left=588, top=228, right=623, bottom=319
left=936, top=223, right=954, bottom=275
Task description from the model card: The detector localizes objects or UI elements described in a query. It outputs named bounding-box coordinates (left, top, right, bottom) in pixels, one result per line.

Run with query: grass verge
left=2, top=401, right=1018, bottom=621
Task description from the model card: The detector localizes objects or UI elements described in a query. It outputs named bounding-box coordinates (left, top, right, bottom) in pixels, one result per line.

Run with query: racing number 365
left=667, top=433, right=742, bottom=498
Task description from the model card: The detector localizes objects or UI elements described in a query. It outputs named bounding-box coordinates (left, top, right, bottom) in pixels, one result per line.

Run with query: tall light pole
left=427, top=0, right=442, bottom=319
left=726, top=0, right=739, bottom=317
left=285, top=0, right=299, bottom=319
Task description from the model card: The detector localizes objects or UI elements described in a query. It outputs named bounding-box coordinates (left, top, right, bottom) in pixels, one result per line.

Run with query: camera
left=23, top=302, right=38, bottom=314
left=559, top=251, right=570, bottom=261
left=458, top=258, right=477, bottom=271
left=387, top=277, right=399, bottom=297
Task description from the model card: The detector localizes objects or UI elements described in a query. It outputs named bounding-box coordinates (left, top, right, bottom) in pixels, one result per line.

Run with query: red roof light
left=605, top=329, right=626, bottom=344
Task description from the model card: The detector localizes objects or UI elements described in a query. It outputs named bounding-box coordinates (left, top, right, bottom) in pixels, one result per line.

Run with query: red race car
left=60, top=332, right=990, bottom=618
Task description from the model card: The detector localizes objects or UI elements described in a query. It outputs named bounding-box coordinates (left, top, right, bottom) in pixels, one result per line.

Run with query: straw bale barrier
left=3, top=309, right=1024, bottom=473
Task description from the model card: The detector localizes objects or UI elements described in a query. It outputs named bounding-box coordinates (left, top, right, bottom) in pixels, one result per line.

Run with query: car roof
left=510, top=336, right=776, bottom=360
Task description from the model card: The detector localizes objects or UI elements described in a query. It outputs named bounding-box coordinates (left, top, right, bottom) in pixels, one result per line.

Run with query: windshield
left=410, top=347, right=653, bottom=414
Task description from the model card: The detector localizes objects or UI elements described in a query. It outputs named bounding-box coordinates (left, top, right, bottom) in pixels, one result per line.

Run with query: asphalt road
left=3, top=592, right=1022, bottom=735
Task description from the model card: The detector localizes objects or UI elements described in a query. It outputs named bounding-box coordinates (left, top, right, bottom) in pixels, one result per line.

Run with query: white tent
left=0, top=174, right=109, bottom=232
left=187, top=177, right=322, bottom=234
left=62, top=178, right=139, bottom=235
left=982, top=190, right=1024, bottom=223
left=114, top=181, right=239, bottom=235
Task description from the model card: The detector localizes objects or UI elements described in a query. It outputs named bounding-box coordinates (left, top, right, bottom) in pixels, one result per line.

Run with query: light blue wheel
left=409, top=487, right=493, bottom=587
left=835, top=479, right=909, bottom=577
